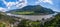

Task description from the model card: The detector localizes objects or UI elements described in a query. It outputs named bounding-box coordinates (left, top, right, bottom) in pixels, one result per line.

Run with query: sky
left=0, top=0, right=60, bottom=12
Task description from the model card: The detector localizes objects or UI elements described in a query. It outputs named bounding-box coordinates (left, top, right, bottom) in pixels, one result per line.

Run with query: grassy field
left=11, top=11, right=35, bottom=15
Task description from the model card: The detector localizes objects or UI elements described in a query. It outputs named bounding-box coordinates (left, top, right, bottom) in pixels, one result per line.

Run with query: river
left=6, top=13, right=58, bottom=21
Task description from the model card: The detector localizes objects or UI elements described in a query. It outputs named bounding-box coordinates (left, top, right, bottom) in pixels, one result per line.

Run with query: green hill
left=7, top=5, right=55, bottom=15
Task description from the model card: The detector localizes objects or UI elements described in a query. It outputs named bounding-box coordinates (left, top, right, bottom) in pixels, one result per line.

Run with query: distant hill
left=6, top=5, right=55, bottom=15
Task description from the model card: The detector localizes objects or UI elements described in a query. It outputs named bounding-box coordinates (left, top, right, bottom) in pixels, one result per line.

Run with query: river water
left=6, top=13, right=58, bottom=21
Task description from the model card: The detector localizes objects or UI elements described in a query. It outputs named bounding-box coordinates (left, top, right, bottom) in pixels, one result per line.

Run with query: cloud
left=3, top=0, right=27, bottom=9
left=16, top=0, right=27, bottom=8
left=1, top=0, right=27, bottom=12
left=43, top=0, right=53, bottom=4
left=36, top=0, right=53, bottom=4
left=0, top=7, right=8, bottom=12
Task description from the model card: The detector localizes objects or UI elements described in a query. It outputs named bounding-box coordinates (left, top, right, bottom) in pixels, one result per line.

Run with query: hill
left=6, top=5, right=55, bottom=15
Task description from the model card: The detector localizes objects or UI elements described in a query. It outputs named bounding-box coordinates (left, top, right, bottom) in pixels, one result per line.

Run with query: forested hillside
left=7, top=5, right=55, bottom=15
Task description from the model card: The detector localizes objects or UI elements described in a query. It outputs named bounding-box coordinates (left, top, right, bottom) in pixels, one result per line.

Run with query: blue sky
left=0, top=0, right=60, bottom=12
